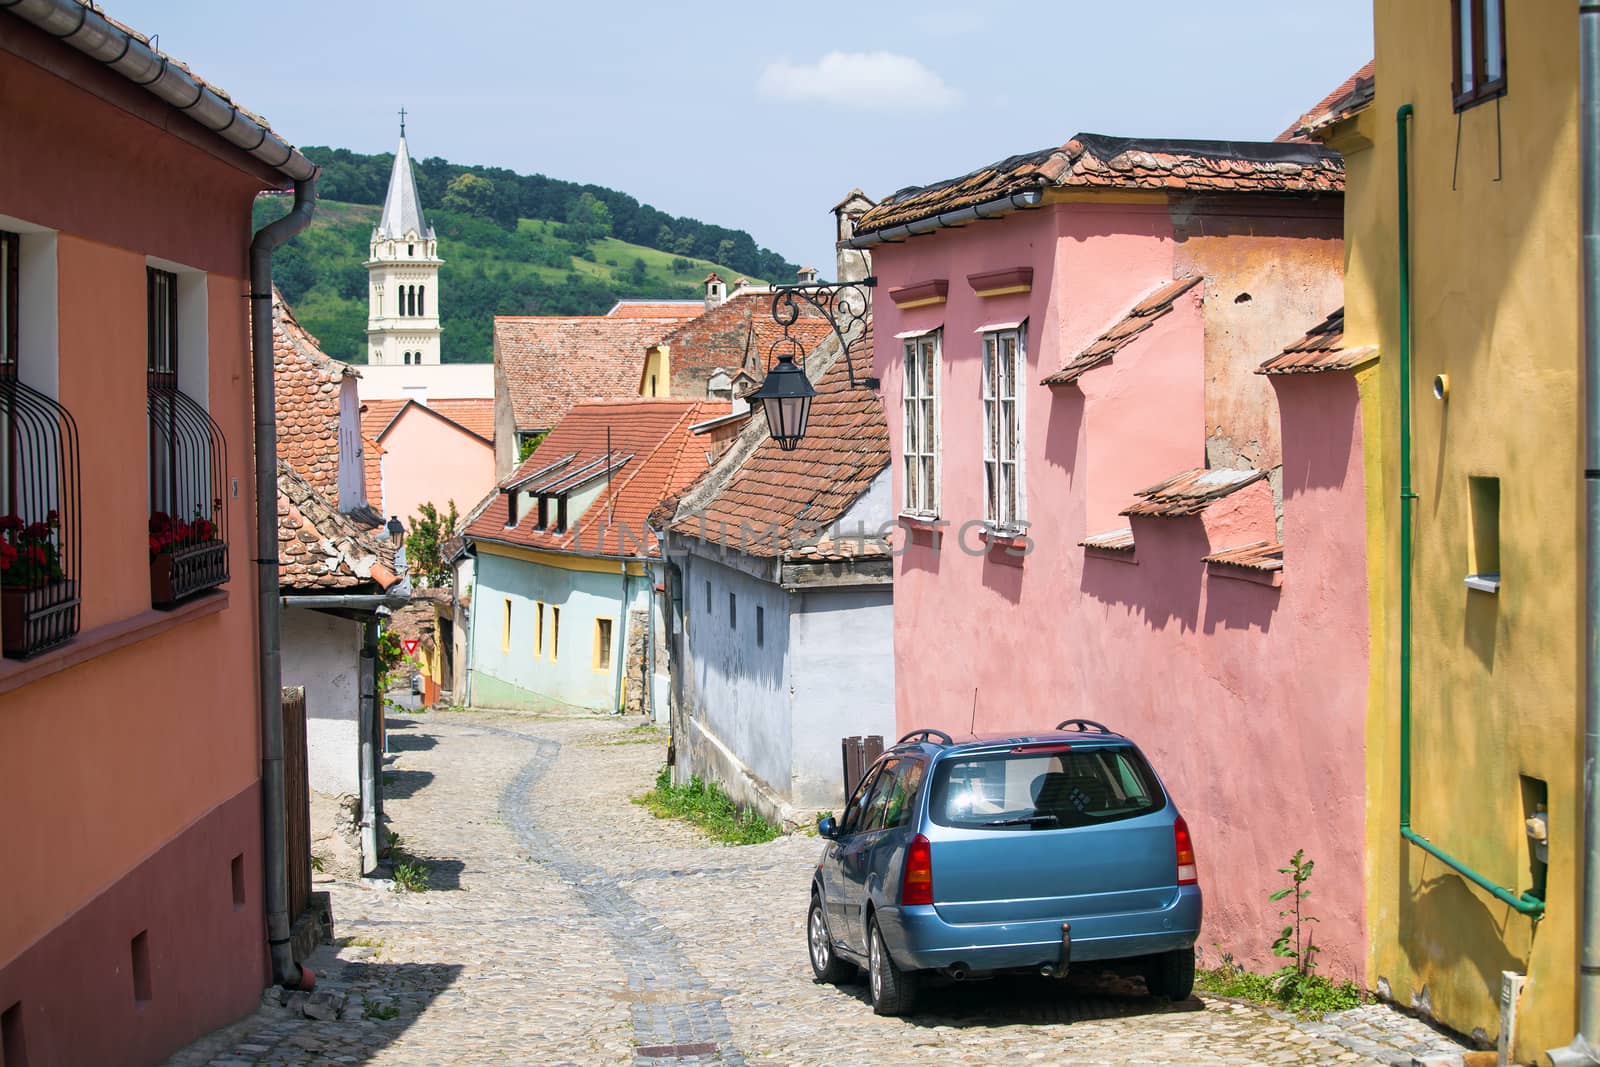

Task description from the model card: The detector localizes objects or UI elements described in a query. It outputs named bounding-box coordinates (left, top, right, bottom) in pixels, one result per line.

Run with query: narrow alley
left=167, top=711, right=1464, bottom=1067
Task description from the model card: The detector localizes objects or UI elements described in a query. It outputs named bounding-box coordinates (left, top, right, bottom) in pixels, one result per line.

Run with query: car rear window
left=928, top=745, right=1165, bottom=831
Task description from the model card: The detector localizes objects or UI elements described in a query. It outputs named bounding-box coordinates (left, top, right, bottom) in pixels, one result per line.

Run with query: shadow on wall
left=900, top=527, right=943, bottom=576
left=1080, top=517, right=1212, bottom=634
left=1274, top=374, right=1359, bottom=498
left=1397, top=845, right=1532, bottom=1011
left=1201, top=573, right=1280, bottom=635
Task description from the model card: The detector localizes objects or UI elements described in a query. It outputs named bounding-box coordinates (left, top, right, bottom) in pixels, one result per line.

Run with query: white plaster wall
left=789, top=586, right=896, bottom=809
left=680, top=552, right=793, bottom=793
left=338, top=377, right=365, bottom=512
left=282, top=607, right=364, bottom=795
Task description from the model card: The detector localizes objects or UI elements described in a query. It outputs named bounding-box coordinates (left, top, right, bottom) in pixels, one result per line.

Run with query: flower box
left=151, top=539, right=228, bottom=608
left=2, top=578, right=79, bottom=658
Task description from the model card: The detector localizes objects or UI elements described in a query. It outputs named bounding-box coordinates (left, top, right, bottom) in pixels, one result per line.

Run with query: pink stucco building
left=858, top=134, right=1372, bottom=977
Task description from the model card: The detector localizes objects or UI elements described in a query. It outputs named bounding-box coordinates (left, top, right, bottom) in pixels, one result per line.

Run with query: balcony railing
left=148, top=386, right=228, bottom=609
left=0, top=375, right=82, bottom=658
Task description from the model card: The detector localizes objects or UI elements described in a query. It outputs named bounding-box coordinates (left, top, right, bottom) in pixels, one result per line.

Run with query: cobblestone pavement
left=166, top=710, right=1470, bottom=1067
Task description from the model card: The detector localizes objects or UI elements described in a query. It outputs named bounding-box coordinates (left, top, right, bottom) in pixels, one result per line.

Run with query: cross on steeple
left=399, top=107, right=407, bottom=138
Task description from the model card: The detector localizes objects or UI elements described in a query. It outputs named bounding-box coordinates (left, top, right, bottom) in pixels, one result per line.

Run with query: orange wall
left=0, top=35, right=269, bottom=968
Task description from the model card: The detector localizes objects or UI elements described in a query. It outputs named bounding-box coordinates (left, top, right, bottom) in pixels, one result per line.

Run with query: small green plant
left=310, top=854, right=325, bottom=873
left=362, top=1000, right=400, bottom=1021
left=392, top=857, right=431, bottom=893
left=1270, top=848, right=1321, bottom=1002
left=635, top=766, right=781, bottom=845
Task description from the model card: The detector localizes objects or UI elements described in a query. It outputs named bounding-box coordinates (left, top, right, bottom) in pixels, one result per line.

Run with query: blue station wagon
left=807, top=721, right=1202, bottom=1014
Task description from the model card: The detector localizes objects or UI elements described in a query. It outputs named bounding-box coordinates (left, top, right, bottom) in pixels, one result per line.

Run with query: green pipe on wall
left=1393, top=101, right=1544, bottom=918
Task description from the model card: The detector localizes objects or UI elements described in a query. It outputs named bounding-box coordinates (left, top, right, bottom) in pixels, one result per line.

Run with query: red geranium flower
left=0, top=515, right=23, bottom=534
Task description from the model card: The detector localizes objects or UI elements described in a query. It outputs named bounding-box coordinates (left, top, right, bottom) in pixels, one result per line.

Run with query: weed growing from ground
left=635, top=766, right=781, bottom=845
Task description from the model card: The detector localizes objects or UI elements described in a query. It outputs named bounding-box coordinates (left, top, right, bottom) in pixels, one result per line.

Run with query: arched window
left=397, top=285, right=405, bottom=316
left=408, top=244, right=415, bottom=257
left=405, top=352, right=412, bottom=365
left=418, top=286, right=426, bottom=317
left=407, top=286, right=416, bottom=317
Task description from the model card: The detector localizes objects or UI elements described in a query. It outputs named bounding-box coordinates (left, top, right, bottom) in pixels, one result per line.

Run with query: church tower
left=365, top=118, right=442, bottom=366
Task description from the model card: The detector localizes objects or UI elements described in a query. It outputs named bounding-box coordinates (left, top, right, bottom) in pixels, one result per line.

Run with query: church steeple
left=365, top=115, right=442, bottom=368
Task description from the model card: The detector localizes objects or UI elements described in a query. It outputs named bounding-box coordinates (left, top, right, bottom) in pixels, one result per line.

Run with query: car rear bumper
left=877, top=886, right=1202, bottom=973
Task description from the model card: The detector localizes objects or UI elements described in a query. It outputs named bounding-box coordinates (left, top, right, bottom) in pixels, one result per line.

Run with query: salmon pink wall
left=872, top=200, right=1368, bottom=978
left=0, top=29, right=273, bottom=1060
left=378, top=405, right=496, bottom=527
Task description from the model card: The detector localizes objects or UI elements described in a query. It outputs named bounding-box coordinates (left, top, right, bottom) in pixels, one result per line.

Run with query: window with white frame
left=901, top=331, right=940, bottom=517
left=982, top=325, right=1025, bottom=530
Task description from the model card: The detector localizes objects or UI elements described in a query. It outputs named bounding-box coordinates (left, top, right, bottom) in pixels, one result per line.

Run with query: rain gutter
left=0, top=0, right=317, bottom=183
left=1394, top=102, right=1544, bottom=918
left=1554, top=3, right=1600, bottom=1062
left=847, top=189, right=1044, bottom=249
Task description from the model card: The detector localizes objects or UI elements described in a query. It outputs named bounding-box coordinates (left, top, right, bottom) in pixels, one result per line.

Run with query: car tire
left=867, top=916, right=917, bottom=1016
left=1143, top=948, right=1196, bottom=1001
left=808, top=894, right=854, bottom=984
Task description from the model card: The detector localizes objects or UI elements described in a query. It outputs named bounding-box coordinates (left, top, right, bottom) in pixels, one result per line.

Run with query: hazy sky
left=106, top=1, right=1372, bottom=274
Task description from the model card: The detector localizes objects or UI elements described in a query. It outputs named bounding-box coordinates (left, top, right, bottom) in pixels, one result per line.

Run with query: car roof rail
left=1055, top=718, right=1113, bottom=734
left=896, top=728, right=954, bottom=747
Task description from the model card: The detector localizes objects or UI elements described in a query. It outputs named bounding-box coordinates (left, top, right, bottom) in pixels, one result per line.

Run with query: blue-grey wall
left=468, top=546, right=644, bottom=711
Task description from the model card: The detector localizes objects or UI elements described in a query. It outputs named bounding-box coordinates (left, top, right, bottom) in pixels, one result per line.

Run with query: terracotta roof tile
left=1257, top=308, right=1377, bottom=375
left=652, top=292, right=834, bottom=397
left=670, top=329, right=890, bottom=558
left=1203, top=540, right=1284, bottom=572
left=493, top=314, right=688, bottom=432
left=427, top=399, right=496, bottom=440
left=359, top=399, right=408, bottom=440
left=1121, top=467, right=1267, bottom=519
left=1080, top=527, right=1136, bottom=552
left=1043, top=277, right=1201, bottom=385
left=273, top=289, right=358, bottom=500
left=278, top=461, right=398, bottom=593
left=607, top=300, right=705, bottom=320
left=856, top=134, right=1344, bottom=237
left=1277, top=61, right=1375, bottom=142
left=464, top=399, right=721, bottom=558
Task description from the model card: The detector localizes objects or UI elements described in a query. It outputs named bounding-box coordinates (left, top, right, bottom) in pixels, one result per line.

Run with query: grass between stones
left=634, top=766, right=782, bottom=845
left=1196, top=961, right=1364, bottom=1017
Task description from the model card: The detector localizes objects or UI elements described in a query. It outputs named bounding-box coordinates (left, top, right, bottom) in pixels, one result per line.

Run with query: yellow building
left=1321, top=5, right=1582, bottom=1060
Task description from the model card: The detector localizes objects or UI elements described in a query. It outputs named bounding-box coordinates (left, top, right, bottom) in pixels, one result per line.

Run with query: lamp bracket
left=768, top=278, right=879, bottom=389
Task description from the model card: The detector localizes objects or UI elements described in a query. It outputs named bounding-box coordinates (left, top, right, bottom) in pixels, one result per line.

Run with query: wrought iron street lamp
left=751, top=277, right=877, bottom=450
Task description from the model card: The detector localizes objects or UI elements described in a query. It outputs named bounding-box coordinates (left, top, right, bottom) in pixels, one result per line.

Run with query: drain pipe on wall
left=1555, top=5, right=1600, bottom=1064
left=1393, top=105, right=1545, bottom=918
left=251, top=177, right=319, bottom=990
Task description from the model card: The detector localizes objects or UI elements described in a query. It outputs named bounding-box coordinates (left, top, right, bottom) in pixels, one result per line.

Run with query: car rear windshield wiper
left=982, top=814, right=1059, bottom=826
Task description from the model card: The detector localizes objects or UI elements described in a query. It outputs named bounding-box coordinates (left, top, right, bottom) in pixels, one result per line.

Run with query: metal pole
left=359, top=619, right=379, bottom=875
left=1577, top=0, right=1600, bottom=1050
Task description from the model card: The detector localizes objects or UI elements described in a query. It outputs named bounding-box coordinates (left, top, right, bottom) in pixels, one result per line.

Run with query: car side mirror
left=817, top=815, right=839, bottom=840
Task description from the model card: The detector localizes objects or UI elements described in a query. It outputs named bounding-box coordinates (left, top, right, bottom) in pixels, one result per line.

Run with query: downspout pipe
left=1393, top=105, right=1546, bottom=918
left=251, top=177, right=318, bottom=989
left=1556, top=3, right=1600, bottom=1062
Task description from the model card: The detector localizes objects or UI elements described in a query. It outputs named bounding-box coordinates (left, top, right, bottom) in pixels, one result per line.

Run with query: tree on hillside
left=441, top=173, right=497, bottom=219
left=563, top=192, right=613, bottom=246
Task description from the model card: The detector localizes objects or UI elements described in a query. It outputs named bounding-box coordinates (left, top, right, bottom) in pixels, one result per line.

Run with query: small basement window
left=593, top=617, right=613, bottom=672
left=1466, top=475, right=1500, bottom=593
left=729, top=591, right=737, bottom=629
left=550, top=605, right=561, bottom=660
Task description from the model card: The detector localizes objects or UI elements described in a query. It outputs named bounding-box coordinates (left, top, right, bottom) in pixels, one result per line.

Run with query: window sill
left=0, top=591, right=229, bottom=697
left=897, top=512, right=943, bottom=530
left=1465, top=573, right=1501, bottom=594
left=978, top=524, right=1029, bottom=546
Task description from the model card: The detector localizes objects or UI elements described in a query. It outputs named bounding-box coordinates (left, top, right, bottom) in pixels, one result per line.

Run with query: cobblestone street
left=166, top=711, right=1468, bottom=1067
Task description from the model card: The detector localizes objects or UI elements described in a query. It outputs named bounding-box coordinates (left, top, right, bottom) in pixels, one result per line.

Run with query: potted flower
left=1, top=510, right=65, bottom=655
left=149, top=500, right=226, bottom=607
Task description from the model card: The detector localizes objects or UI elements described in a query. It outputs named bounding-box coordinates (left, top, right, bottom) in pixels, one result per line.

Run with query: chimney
left=797, top=266, right=819, bottom=284
left=832, top=188, right=877, bottom=284
left=703, top=272, right=725, bottom=310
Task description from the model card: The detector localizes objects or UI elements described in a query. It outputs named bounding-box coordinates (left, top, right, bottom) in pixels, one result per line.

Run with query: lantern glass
left=750, top=354, right=816, bottom=450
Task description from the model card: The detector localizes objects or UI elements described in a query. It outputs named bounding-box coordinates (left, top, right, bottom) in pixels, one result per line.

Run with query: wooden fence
left=282, top=686, right=311, bottom=924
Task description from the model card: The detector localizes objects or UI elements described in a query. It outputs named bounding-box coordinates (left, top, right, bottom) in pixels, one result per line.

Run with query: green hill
left=255, top=198, right=771, bottom=364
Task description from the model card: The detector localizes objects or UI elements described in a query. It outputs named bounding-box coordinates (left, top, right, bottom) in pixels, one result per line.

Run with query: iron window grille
left=147, top=267, right=228, bottom=608
left=1452, top=0, right=1506, bottom=111
left=1, top=230, right=82, bottom=658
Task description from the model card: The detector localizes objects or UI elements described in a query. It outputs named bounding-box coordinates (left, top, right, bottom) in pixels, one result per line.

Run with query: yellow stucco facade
left=1335, top=5, right=1581, bottom=1060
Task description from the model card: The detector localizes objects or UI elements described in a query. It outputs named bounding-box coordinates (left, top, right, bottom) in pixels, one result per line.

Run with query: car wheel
left=867, top=916, right=917, bottom=1016
left=1143, top=948, right=1196, bottom=1001
left=808, top=894, right=854, bottom=984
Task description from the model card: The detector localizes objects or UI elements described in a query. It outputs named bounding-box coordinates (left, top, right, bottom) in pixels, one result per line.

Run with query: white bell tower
left=365, top=112, right=442, bottom=367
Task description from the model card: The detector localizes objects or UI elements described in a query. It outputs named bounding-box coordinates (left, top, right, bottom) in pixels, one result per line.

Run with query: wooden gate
left=281, top=686, right=312, bottom=923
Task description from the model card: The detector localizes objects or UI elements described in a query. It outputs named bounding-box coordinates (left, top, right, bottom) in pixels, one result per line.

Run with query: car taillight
left=1174, top=816, right=1198, bottom=886
left=902, top=833, right=933, bottom=906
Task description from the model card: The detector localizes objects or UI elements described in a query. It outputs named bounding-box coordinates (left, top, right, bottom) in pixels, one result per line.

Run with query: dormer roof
left=376, top=135, right=433, bottom=241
